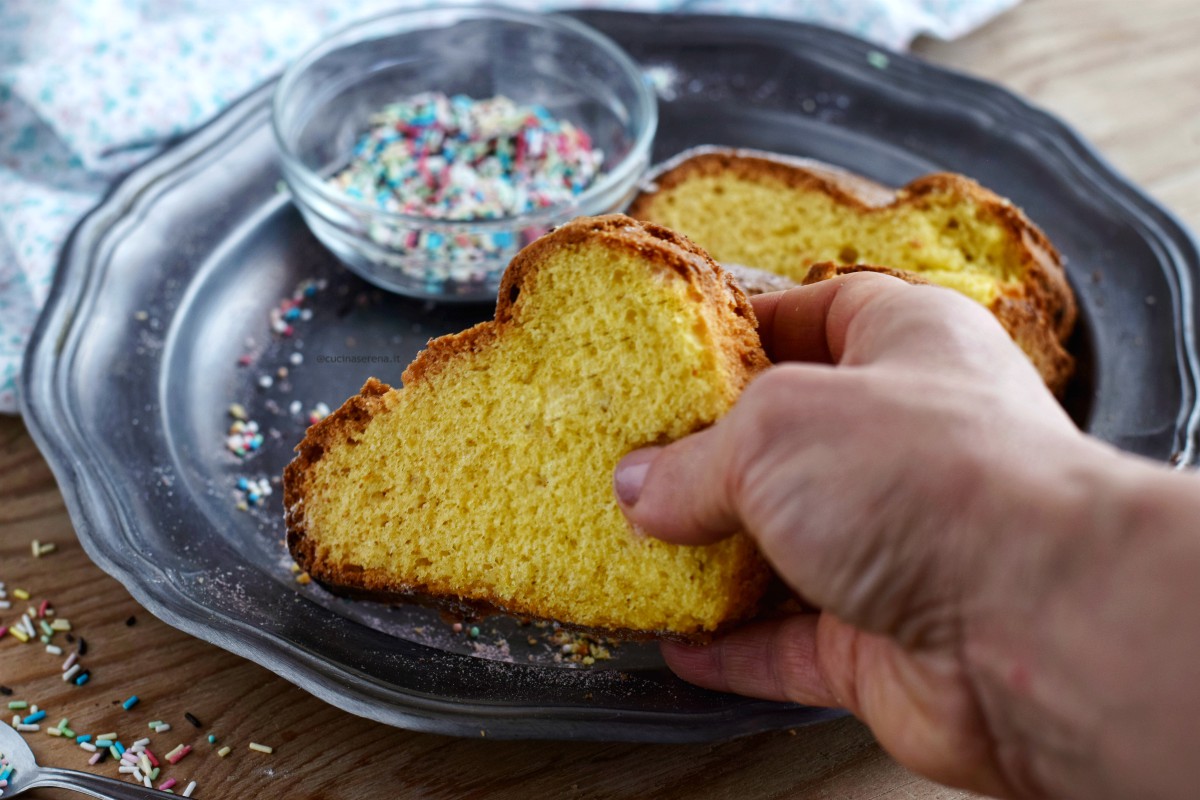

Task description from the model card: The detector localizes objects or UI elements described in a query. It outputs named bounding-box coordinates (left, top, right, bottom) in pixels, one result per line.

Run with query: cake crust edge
left=284, top=214, right=773, bottom=641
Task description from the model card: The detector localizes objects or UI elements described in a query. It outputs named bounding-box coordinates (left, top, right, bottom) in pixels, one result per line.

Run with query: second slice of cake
left=629, top=147, right=1077, bottom=393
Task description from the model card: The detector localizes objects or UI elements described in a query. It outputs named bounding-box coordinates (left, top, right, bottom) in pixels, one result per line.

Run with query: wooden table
left=2, top=1, right=1196, bottom=796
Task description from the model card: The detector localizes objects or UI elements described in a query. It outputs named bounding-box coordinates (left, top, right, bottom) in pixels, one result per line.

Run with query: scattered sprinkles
left=1, top=575, right=289, bottom=797
left=30, top=540, right=56, bottom=558
left=223, top=279, right=332, bottom=510
left=165, top=743, right=192, bottom=764
left=546, top=625, right=614, bottom=666
left=234, top=476, right=273, bottom=510
left=225, top=404, right=264, bottom=458
left=307, top=402, right=331, bottom=426
left=268, top=279, right=324, bottom=338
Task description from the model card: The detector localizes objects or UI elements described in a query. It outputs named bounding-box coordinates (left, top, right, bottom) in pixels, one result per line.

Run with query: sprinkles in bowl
left=330, top=92, right=603, bottom=222
left=327, top=93, right=603, bottom=276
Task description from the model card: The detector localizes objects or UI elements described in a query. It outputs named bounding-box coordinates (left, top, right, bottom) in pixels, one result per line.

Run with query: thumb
left=612, top=365, right=817, bottom=545
left=613, top=423, right=745, bottom=546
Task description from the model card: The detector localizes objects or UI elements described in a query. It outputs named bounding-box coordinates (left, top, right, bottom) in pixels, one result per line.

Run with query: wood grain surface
left=3, top=1, right=1197, bottom=797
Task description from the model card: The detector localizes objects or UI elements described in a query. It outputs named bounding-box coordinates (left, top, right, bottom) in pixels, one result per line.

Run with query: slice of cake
left=285, top=215, right=771, bottom=639
left=629, top=147, right=1077, bottom=393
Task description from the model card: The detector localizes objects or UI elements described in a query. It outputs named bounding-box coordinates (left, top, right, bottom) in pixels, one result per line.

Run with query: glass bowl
left=272, top=5, right=657, bottom=301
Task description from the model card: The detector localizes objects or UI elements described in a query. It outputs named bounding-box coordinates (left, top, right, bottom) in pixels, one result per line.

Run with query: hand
left=613, top=274, right=1157, bottom=797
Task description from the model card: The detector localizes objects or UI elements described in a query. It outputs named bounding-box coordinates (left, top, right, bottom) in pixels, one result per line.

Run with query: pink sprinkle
left=145, top=748, right=159, bottom=767
left=121, top=752, right=139, bottom=764
left=167, top=745, right=192, bottom=764
left=159, top=778, right=177, bottom=791
left=238, top=354, right=254, bottom=366
left=88, top=751, right=103, bottom=765
left=37, top=600, right=49, bottom=618
left=0, top=626, right=7, bottom=638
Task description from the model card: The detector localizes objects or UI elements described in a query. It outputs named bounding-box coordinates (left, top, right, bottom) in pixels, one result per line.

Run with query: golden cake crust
left=629, top=148, right=1077, bottom=394
left=284, top=215, right=771, bottom=642
left=401, top=214, right=766, bottom=385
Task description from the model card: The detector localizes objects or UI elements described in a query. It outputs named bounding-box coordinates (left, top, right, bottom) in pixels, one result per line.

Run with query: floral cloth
left=0, top=0, right=1018, bottom=412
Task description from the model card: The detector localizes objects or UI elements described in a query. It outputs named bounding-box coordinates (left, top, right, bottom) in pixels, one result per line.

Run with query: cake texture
left=284, top=215, right=772, bottom=639
left=629, top=147, right=1077, bottom=393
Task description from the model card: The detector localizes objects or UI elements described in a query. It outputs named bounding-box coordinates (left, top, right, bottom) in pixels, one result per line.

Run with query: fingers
left=615, top=362, right=835, bottom=545
left=750, top=273, right=1016, bottom=376
left=661, top=615, right=838, bottom=706
left=749, top=272, right=912, bottom=364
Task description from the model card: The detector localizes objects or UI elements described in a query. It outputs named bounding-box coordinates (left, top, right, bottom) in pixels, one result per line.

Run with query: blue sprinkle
left=23, top=709, right=46, bottom=724
left=114, top=740, right=126, bottom=755
left=237, top=478, right=250, bottom=491
left=122, top=695, right=139, bottom=711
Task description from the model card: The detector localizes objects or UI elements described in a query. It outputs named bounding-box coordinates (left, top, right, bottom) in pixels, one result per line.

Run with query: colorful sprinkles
left=224, top=279, right=331, bottom=512
left=225, top=404, right=264, bottom=458
left=327, top=92, right=603, bottom=286
left=234, top=476, right=273, bottom=510
left=331, top=92, right=602, bottom=221
left=3, top=576, right=278, bottom=797
left=307, top=402, right=331, bottom=426
left=268, top=279, right=324, bottom=338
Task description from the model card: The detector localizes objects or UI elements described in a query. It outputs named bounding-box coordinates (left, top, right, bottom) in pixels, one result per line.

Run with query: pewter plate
left=21, top=12, right=1200, bottom=741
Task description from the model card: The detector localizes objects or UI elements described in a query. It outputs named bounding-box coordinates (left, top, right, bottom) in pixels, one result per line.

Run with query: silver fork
left=0, top=723, right=166, bottom=799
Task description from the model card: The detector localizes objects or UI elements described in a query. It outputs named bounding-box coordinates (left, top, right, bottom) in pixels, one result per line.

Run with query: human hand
left=613, top=273, right=1110, bottom=797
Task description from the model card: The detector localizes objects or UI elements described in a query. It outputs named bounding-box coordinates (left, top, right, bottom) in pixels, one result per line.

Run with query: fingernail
left=614, top=447, right=659, bottom=507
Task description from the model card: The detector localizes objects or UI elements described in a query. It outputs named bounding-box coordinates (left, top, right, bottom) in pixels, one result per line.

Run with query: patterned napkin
left=0, top=0, right=1019, bottom=413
